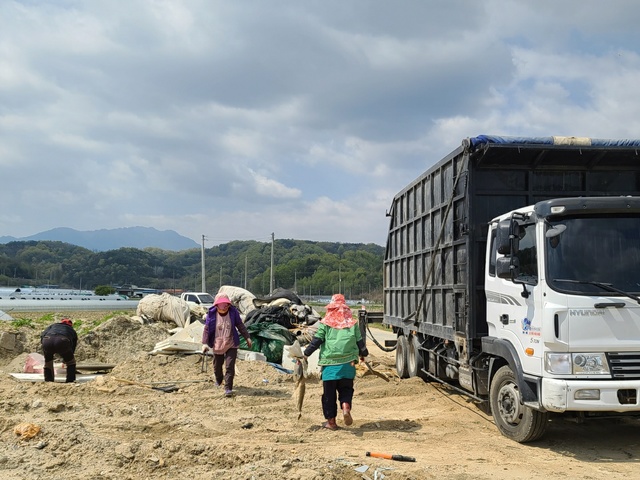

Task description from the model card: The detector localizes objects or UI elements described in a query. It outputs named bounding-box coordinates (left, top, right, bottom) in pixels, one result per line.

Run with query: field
left=0, top=311, right=639, bottom=479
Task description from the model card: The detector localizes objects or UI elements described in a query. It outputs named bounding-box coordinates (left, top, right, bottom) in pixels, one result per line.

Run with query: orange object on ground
left=366, top=451, right=416, bottom=462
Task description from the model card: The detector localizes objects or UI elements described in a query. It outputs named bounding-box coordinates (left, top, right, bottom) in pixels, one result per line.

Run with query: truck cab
left=485, top=196, right=640, bottom=440
left=180, top=292, right=215, bottom=309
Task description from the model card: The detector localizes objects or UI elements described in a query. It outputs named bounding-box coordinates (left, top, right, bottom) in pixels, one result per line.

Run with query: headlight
left=545, top=353, right=571, bottom=374
left=544, top=353, right=610, bottom=375
left=572, top=353, right=609, bottom=374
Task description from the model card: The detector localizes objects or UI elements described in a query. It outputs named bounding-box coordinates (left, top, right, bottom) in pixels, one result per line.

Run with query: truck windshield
left=546, top=214, right=640, bottom=295
left=198, top=294, right=215, bottom=303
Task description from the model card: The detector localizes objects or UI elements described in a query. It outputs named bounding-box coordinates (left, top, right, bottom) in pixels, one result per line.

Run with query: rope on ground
left=365, top=322, right=397, bottom=352
left=429, top=381, right=494, bottom=424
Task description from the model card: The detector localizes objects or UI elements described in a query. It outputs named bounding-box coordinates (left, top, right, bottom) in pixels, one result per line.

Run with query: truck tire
left=407, top=334, right=425, bottom=378
left=395, top=335, right=410, bottom=379
left=489, top=365, right=549, bottom=443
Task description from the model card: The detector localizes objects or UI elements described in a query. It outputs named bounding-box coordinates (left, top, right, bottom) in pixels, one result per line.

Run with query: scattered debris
left=135, top=293, right=192, bottom=327
left=13, top=422, right=41, bottom=440
left=150, top=321, right=204, bottom=354
left=75, top=363, right=116, bottom=373
left=363, top=361, right=390, bottom=382
left=113, top=377, right=179, bottom=393
left=365, top=451, right=416, bottom=462
left=10, top=373, right=99, bottom=383
left=217, top=285, right=257, bottom=319
left=150, top=379, right=210, bottom=385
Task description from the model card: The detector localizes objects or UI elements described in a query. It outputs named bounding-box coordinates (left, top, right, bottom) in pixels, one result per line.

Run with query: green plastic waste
left=239, top=322, right=296, bottom=363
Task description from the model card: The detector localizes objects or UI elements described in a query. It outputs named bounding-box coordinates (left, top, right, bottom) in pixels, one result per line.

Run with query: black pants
left=213, top=348, right=238, bottom=391
left=321, top=378, right=354, bottom=420
left=42, top=336, right=76, bottom=383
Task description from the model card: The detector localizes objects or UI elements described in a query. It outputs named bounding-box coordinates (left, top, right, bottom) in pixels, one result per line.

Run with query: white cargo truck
left=383, top=135, right=640, bottom=442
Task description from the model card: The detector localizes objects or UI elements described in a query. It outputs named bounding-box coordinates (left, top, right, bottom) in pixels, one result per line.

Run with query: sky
left=1, top=1, right=640, bottom=247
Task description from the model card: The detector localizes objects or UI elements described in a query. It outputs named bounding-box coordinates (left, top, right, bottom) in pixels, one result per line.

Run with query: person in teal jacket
left=303, top=294, right=368, bottom=430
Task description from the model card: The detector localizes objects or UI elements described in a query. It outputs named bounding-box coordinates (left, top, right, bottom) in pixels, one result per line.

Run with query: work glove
left=202, top=344, right=209, bottom=353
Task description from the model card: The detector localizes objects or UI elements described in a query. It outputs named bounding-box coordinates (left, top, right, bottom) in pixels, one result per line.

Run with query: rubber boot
left=43, top=366, right=55, bottom=382
left=65, top=363, right=76, bottom=383
left=342, top=402, right=353, bottom=426
left=323, top=418, right=338, bottom=430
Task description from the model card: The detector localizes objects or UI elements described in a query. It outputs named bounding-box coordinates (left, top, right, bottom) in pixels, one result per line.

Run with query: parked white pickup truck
left=180, top=292, right=215, bottom=309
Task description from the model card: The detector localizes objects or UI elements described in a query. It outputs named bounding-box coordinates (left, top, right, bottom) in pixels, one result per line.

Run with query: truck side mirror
left=497, top=220, right=512, bottom=254
left=496, top=219, right=520, bottom=255
left=496, top=256, right=520, bottom=279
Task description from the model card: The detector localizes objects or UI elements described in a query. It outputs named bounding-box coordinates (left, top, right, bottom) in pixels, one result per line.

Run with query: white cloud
left=249, top=170, right=301, bottom=199
left=1, top=0, right=640, bottom=247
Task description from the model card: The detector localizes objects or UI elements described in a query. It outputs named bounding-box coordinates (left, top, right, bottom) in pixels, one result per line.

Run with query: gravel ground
left=0, top=311, right=638, bottom=480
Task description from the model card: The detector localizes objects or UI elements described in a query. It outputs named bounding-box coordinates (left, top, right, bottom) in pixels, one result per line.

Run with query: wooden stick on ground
left=113, top=377, right=179, bottom=393
left=363, top=361, right=391, bottom=382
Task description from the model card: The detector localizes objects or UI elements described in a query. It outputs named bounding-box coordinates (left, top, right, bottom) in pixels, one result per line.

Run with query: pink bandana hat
left=213, top=294, right=232, bottom=307
left=321, top=294, right=357, bottom=329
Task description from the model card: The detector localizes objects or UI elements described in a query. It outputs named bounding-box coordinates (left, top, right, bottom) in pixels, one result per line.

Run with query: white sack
left=136, top=293, right=191, bottom=327
left=217, top=285, right=256, bottom=317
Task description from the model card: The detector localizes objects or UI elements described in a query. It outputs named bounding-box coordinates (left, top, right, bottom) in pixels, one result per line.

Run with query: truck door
left=486, top=222, right=540, bottom=357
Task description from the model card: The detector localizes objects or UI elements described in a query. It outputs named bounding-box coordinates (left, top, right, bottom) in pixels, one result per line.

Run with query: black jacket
left=41, top=323, right=78, bottom=351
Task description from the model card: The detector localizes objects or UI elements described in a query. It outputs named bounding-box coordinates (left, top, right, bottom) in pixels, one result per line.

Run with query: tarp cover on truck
left=469, top=135, right=640, bottom=149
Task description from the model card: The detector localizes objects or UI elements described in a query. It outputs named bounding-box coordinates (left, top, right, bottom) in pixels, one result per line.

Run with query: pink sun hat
left=321, top=294, right=357, bottom=329
left=213, top=294, right=232, bottom=307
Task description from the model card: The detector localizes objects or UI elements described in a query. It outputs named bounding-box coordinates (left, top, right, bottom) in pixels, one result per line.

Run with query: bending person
left=40, top=318, right=78, bottom=383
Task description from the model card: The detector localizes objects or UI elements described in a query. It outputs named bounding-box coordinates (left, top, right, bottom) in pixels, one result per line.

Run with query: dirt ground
left=1, top=312, right=639, bottom=480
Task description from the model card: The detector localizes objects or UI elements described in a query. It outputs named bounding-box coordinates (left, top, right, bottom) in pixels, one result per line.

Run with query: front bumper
left=542, top=378, right=640, bottom=413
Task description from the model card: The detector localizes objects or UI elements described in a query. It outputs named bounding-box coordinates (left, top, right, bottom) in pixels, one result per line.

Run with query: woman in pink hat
left=202, top=294, right=253, bottom=397
left=303, top=294, right=369, bottom=430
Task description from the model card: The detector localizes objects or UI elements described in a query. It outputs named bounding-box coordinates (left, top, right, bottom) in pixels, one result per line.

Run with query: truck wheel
left=407, top=335, right=425, bottom=378
left=489, top=365, right=549, bottom=443
left=395, top=335, right=410, bottom=379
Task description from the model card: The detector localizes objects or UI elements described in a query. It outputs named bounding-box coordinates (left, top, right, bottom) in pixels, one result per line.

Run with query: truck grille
left=608, top=352, right=640, bottom=379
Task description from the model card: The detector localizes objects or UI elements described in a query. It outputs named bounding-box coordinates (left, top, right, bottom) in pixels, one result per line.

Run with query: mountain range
left=0, top=227, right=199, bottom=252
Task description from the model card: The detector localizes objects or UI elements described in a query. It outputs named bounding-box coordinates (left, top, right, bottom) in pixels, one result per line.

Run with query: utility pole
left=270, top=232, right=275, bottom=294
left=244, top=255, right=248, bottom=290
left=201, top=235, right=207, bottom=292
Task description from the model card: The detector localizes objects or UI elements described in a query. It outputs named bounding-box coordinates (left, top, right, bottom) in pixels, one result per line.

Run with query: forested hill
left=0, top=239, right=384, bottom=298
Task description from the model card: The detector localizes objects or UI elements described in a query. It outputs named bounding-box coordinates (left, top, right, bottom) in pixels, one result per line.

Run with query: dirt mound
left=77, top=316, right=170, bottom=363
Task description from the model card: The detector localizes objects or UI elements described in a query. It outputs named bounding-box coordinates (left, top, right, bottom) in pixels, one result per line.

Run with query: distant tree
left=94, top=285, right=115, bottom=296
left=0, top=238, right=385, bottom=295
